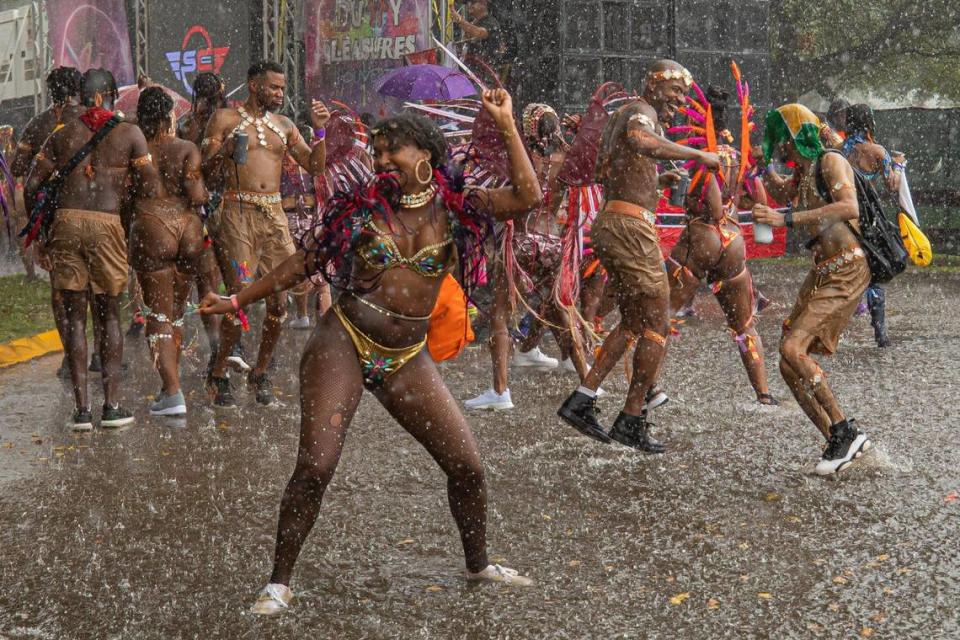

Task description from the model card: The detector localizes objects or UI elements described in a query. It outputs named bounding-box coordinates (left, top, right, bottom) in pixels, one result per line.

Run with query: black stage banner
left=147, top=2, right=251, bottom=98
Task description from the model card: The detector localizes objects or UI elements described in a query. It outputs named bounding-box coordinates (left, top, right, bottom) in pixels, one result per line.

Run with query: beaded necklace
left=237, top=106, right=286, bottom=148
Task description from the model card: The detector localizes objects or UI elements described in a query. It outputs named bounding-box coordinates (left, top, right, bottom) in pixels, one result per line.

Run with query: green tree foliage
left=772, top=0, right=960, bottom=103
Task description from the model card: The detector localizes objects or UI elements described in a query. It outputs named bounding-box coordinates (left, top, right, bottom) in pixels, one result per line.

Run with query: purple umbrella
left=376, top=64, right=478, bottom=101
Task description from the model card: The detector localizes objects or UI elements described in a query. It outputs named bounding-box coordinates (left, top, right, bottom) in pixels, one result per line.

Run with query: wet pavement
left=1, top=259, right=958, bottom=639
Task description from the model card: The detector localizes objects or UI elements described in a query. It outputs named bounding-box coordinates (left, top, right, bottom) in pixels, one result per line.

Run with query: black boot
left=558, top=391, right=611, bottom=443
left=867, top=285, right=891, bottom=347
left=608, top=412, right=665, bottom=454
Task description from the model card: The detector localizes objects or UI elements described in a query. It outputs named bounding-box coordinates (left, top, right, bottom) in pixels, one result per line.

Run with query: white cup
left=753, top=222, right=774, bottom=245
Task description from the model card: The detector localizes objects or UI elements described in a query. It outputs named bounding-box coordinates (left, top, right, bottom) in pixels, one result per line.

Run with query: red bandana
left=80, top=107, right=115, bottom=131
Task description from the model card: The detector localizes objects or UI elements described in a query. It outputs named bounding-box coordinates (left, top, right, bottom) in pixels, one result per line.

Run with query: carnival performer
left=665, top=83, right=777, bottom=405
left=841, top=103, right=903, bottom=347
left=178, top=71, right=227, bottom=375
left=557, top=60, right=720, bottom=450
left=12, top=67, right=89, bottom=377
left=25, top=69, right=160, bottom=430
left=200, top=61, right=330, bottom=408
left=130, top=87, right=211, bottom=416
left=199, top=88, right=540, bottom=614
left=466, top=102, right=588, bottom=410
left=753, top=104, right=872, bottom=475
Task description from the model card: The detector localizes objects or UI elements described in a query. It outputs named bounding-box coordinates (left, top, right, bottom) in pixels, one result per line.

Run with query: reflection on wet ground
left=0, top=260, right=957, bottom=638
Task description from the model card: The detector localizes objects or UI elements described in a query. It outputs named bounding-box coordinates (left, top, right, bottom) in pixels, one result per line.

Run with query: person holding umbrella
left=199, top=88, right=541, bottom=614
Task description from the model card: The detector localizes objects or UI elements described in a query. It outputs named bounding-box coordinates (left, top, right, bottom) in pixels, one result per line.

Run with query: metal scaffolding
left=132, top=0, right=149, bottom=79
left=263, top=0, right=303, bottom=115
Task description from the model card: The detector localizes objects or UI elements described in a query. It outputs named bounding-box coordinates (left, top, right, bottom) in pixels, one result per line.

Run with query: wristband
left=784, top=211, right=794, bottom=229
left=313, top=128, right=326, bottom=141
left=230, top=294, right=240, bottom=311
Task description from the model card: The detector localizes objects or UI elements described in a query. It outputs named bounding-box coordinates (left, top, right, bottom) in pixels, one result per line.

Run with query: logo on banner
left=165, top=25, right=230, bottom=96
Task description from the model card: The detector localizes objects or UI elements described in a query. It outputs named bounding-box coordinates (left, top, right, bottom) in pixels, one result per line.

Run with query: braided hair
left=137, top=86, right=174, bottom=140
left=192, top=72, right=226, bottom=110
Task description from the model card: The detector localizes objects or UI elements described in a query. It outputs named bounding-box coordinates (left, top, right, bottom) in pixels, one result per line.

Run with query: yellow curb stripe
left=0, top=330, right=63, bottom=368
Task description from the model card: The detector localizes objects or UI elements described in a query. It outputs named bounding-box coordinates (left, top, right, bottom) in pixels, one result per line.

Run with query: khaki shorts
left=208, top=193, right=295, bottom=291
left=784, top=247, right=870, bottom=355
left=47, top=209, right=128, bottom=296
left=591, top=203, right=668, bottom=300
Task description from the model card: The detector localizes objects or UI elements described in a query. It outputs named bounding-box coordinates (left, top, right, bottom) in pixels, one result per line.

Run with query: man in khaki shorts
left=26, top=68, right=160, bottom=430
left=201, top=61, right=330, bottom=408
left=558, top=60, right=720, bottom=451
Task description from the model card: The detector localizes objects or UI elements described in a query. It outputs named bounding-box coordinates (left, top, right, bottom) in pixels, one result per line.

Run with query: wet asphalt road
left=0, top=259, right=958, bottom=639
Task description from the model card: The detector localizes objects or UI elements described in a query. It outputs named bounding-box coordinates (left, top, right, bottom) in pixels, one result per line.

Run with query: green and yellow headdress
left=762, top=104, right=823, bottom=162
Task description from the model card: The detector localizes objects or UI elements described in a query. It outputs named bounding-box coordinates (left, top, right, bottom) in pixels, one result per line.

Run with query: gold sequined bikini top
left=358, top=220, right=454, bottom=278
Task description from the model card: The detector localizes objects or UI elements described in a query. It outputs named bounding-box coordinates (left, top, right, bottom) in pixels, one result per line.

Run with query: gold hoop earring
left=415, top=159, right=433, bottom=185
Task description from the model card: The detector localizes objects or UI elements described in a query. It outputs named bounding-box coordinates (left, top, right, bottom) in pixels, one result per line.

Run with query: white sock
left=577, top=386, right=597, bottom=398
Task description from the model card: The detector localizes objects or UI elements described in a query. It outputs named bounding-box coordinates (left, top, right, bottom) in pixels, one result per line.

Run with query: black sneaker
left=210, top=376, right=238, bottom=409
left=88, top=353, right=102, bottom=373
left=557, top=391, right=611, bottom=443
left=101, top=404, right=135, bottom=428
left=72, top=408, right=94, bottom=432
left=608, top=412, right=665, bottom=454
left=815, top=419, right=871, bottom=476
left=248, top=372, right=276, bottom=406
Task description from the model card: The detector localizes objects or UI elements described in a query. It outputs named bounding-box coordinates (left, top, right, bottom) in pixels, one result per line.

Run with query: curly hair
left=47, top=67, right=81, bottom=104
left=137, top=86, right=174, bottom=140
left=369, top=112, right=448, bottom=168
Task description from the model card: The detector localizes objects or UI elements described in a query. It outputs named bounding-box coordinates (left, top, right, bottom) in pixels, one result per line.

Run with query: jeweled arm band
left=131, top=153, right=153, bottom=168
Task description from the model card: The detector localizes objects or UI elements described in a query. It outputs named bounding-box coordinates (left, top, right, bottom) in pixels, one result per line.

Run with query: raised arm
left=286, top=99, right=330, bottom=177
left=469, top=89, right=543, bottom=221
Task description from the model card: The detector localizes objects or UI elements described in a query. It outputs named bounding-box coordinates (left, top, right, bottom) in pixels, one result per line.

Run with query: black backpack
left=815, top=149, right=907, bottom=283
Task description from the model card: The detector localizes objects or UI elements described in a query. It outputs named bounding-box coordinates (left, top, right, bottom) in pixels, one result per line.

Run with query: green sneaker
left=101, top=404, right=135, bottom=428
left=72, top=408, right=94, bottom=432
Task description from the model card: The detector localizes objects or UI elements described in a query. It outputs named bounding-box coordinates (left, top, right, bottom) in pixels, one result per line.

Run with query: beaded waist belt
left=224, top=191, right=282, bottom=207
left=603, top=200, right=657, bottom=226
left=815, top=247, right=864, bottom=277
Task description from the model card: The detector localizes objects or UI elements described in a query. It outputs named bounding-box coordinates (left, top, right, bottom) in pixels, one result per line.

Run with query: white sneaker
left=559, top=358, right=578, bottom=373
left=465, top=388, right=514, bottom=410
left=466, top=564, right=534, bottom=586
left=596, top=386, right=608, bottom=398
left=250, top=583, right=293, bottom=616
left=512, top=347, right=559, bottom=369
left=289, top=316, right=311, bottom=330
left=645, top=387, right=669, bottom=412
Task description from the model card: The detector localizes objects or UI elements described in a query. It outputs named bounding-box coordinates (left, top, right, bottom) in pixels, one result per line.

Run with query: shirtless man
left=558, top=60, right=720, bottom=451
left=753, top=104, right=872, bottom=475
left=178, top=72, right=227, bottom=375
left=12, top=68, right=89, bottom=375
left=26, top=69, right=160, bottom=430
left=201, top=61, right=330, bottom=408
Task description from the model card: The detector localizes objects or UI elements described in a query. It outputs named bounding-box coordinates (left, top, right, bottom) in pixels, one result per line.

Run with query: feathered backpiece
left=669, top=62, right=757, bottom=204
left=556, top=82, right=635, bottom=187
left=320, top=101, right=374, bottom=200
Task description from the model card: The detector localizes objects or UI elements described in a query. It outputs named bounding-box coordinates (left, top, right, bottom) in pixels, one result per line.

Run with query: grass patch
left=0, top=275, right=55, bottom=343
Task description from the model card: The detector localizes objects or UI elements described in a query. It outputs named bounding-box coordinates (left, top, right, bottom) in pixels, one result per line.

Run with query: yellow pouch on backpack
left=898, top=212, right=932, bottom=266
